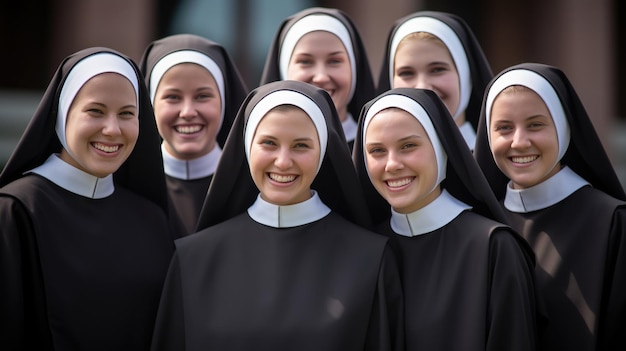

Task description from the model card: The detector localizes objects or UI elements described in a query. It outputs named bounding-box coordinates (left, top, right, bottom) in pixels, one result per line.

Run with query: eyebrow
left=366, top=134, right=423, bottom=145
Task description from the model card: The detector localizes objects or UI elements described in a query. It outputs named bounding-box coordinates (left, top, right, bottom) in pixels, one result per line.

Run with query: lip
left=91, top=142, right=122, bottom=156
left=174, top=124, right=204, bottom=135
left=267, top=172, right=298, bottom=186
left=509, top=155, right=539, bottom=166
left=384, top=176, right=414, bottom=190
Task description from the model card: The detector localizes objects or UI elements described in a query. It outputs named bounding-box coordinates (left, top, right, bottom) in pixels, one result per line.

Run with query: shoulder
left=574, top=186, right=625, bottom=209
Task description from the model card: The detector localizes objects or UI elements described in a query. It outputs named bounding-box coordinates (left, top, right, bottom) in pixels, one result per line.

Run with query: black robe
left=0, top=174, right=174, bottom=350
left=151, top=211, right=403, bottom=351
left=165, top=175, right=212, bottom=237
left=378, top=211, right=536, bottom=351
left=503, top=186, right=626, bottom=350
left=472, top=63, right=626, bottom=350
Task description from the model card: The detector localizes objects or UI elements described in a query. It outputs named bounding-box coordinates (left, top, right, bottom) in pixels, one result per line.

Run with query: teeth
left=269, top=173, right=296, bottom=183
left=93, top=143, right=119, bottom=153
left=176, top=125, right=202, bottom=134
left=387, top=177, right=412, bottom=188
left=511, top=156, right=537, bottom=163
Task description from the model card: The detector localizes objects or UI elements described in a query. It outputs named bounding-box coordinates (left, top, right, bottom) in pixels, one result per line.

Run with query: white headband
left=485, top=69, right=570, bottom=164
left=389, top=16, right=471, bottom=120
left=150, top=50, right=226, bottom=132
left=279, top=14, right=357, bottom=102
left=56, top=52, right=139, bottom=156
left=363, top=94, right=447, bottom=193
left=245, top=90, right=328, bottom=174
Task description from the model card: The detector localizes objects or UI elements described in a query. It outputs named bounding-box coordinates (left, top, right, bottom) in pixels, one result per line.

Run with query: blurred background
left=1, top=0, right=624, bottom=184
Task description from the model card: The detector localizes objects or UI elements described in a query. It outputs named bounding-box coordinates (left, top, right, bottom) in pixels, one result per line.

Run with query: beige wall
left=50, top=0, right=156, bottom=65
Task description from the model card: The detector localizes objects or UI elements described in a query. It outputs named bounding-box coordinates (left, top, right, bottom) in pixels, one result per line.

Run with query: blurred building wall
left=0, top=0, right=621, bottom=178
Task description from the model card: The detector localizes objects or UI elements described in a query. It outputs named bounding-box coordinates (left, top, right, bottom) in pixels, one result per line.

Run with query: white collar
left=390, top=189, right=472, bottom=237
left=342, top=113, right=357, bottom=143
left=504, top=166, right=589, bottom=213
left=247, top=190, right=331, bottom=228
left=458, top=121, right=476, bottom=151
left=162, top=143, right=222, bottom=180
left=28, top=154, right=114, bottom=199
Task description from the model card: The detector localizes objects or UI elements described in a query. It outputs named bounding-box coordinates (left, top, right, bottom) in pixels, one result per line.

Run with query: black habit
left=139, top=34, right=249, bottom=238
left=473, top=63, right=626, bottom=350
left=150, top=80, right=404, bottom=351
left=0, top=48, right=174, bottom=350
left=352, top=88, right=537, bottom=351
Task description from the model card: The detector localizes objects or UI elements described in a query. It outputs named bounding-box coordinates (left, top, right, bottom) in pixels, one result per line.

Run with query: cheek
left=287, top=65, right=307, bottom=80
left=365, top=156, right=384, bottom=177
left=122, top=120, right=140, bottom=141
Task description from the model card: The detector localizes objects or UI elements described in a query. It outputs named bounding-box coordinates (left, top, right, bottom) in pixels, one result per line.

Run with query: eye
left=328, top=56, right=345, bottom=65
left=430, top=66, right=448, bottom=74
left=294, top=142, right=312, bottom=149
left=367, top=146, right=386, bottom=155
left=395, top=69, right=414, bottom=78
left=119, top=110, right=136, bottom=119
left=493, top=124, right=513, bottom=133
left=401, top=142, right=417, bottom=150
left=528, top=121, right=546, bottom=129
left=294, top=57, right=313, bottom=66
left=87, top=108, right=104, bottom=115
left=164, top=94, right=181, bottom=101
left=197, top=91, right=216, bottom=101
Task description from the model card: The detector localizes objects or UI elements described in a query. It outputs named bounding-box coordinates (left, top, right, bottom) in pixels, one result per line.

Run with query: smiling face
left=60, top=72, right=138, bottom=178
left=489, top=86, right=561, bottom=189
left=364, top=108, right=441, bottom=213
left=153, top=62, right=222, bottom=160
left=249, top=105, right=321, bottom=206
left=287, top=31, right=352, bottom=122
left=392, top=33, right=462, bottom=122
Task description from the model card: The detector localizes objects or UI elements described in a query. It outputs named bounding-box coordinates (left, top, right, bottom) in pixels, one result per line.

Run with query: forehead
left=395, top=38, right=452, bottom=61
left=294, top=31, right=347, bottom=52
left=368, top=108, right=427, bottom=133
left=257, top=107, right=317, bottom=132
left=77, top=72, right=135, bottom=95
left=159, top=63, right=218, bottom=87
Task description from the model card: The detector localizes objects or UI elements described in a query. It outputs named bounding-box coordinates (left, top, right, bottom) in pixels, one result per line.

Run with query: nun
left=0, top=47, right=174, bottom=350
left=150, top=80, right=404, bottom=351
left=377, top=11, right=493, bottom=150
left=352, top=87, right=537, bottom=351
left=259, top=7, right=376, bottom=150
left=140, top=33, right=249, bottom=237
left=473, top=62, right=626, bottom=351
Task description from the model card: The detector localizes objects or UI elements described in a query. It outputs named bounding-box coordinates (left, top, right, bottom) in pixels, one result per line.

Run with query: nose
left=384, top=151, right=403, bottom=172
left=311, top=65, right=331, bottom=84
left=414, top=74, right=431, bottom=90
left=511, top=128, right=531, bottom=148
left=274, top=147, right=293, bottom=169
left=180, top=98, right=198, bottom=118
left=102, top=115, right=122, bottom=136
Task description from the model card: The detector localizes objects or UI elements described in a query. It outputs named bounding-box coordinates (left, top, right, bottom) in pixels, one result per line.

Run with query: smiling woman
left=260, top=7, right=375, bottom=150
left=0, top=47, right=174, bottom=350
left=139, top=33, right=249, bottom=238
left=474, top=63, right=626, bottom=351
left=149, top=80, right=404, bottom=351
left=352, top=87, right=537, bottom=351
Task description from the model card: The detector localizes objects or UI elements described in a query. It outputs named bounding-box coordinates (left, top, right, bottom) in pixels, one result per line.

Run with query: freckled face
left=249, top=107, right=320, bottom=205
left=489, top=89, right=560, bottom=189
left=153, top=63, right=222, bottom=160
left=365, top=109, right=441, bottom=213
left=287, top=31, right=352, bottom=122
left=393, top=38, right=461, bottom=118
left=60, top=72, right=138, bottom=178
